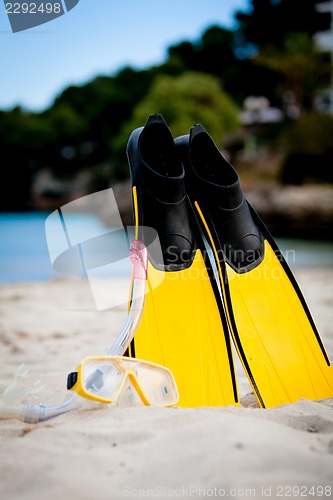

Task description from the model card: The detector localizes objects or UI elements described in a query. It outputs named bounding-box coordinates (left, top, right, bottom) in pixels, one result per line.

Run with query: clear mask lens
left=83, top=359, right=123, bottom=401
left=80, top=357, right=178, bottom=406
left=134, top=363, right=178, bottom=406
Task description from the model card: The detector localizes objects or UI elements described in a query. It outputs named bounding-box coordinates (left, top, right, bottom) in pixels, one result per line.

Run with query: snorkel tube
left=107, top=240, right=147, bottom=356
left=0, top=240, right=148, bottom=423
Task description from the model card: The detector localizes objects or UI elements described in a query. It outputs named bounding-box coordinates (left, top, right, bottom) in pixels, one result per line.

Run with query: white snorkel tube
left=107, top=240, right=147, bottom=356
left=0, top=239, right=148, bottom=423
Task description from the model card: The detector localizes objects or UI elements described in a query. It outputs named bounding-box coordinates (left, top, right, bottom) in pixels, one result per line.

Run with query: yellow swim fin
left=126, top=115, right=239, bottom=407
left=175, top=124, right=333, bottom=408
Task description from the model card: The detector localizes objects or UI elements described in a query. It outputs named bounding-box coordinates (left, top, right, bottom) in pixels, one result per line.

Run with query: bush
left=111, top=71, right=240, bottom=177
left=280, top=112, right=333, bottom=184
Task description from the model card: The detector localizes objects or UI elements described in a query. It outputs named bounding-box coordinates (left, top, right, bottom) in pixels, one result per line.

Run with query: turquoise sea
left=0, top=212, right=133, bottom=283
left=0, top=212, right=333, bottom=284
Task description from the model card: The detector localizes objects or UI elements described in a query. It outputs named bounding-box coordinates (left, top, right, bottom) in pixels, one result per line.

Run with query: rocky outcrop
left=113, top=180, right=333, bottom=240
left=32, top=167, right=333, bottom=240
left=246, top=183, right=333, bottom=240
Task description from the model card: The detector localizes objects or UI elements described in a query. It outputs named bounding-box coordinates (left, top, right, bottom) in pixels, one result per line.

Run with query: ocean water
left=0, top=212, right=332, bottom=284
left=0, top=212, right=133, bottom=284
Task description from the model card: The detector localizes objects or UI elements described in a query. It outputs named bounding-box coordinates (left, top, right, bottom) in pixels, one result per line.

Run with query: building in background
left=315, top=0, right=333, bottom=114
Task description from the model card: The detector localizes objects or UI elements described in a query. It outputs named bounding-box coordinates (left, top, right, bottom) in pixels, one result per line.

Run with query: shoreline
left=27, top=179, right=333, bottom=241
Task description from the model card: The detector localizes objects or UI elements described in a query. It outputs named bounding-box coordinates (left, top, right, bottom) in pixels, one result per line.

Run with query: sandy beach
left=0, top=269, right=333, bottom=500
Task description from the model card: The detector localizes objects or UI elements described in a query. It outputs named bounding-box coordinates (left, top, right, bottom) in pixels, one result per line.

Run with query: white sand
left=0, top=270, right=333, bottom=500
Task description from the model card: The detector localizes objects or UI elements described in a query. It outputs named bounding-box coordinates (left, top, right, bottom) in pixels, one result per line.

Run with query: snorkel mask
left=67, top=240, right=178, bottom=408
left=67, top=355, right=178, bottom=407
left=0, top=238, right=178, bottom=422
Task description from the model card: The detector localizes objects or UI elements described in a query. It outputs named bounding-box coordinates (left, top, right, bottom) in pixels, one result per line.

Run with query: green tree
left=235, top=0, right=331, bottom=50
left=168, top=26, right=236, bottom=77
left=255, top=32, right=331, bottom=111
left=280, top=112, right=333, bottom=184
left=48, top=67, right=160, bottom=171
left=112, top=71, right=240, bottom=177
left=0, top=107, right=56, bottom=209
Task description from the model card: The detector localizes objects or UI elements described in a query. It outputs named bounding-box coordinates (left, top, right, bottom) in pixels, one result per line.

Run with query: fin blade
left=226, top=241, right=333, bottom=407
left=133, top=251, right=239, bottom=407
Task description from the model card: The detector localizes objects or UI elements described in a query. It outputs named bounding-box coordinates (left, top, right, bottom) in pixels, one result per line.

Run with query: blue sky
left=0, top=0, right=250, bottom=111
